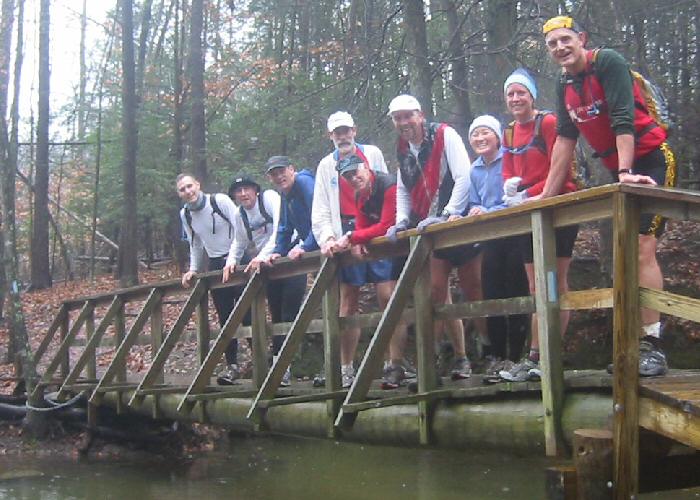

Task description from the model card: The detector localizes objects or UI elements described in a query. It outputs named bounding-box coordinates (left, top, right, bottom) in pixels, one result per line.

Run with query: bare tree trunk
left=440, top=0, right=472, bottom=136
left=78, top=0, right=87, bottom=139
left=484, top=0, right=516, bottom=112
left=403, top=0, right=433, bottom=118
left=0, top=0, right=47, bottom=437
left=137, top=0, right=154, bottom=100
left=189, top=0, right=207, bottom=185
left=117, top=0, right=140, bottom=287
left=30, top=0, right=52, bottom=290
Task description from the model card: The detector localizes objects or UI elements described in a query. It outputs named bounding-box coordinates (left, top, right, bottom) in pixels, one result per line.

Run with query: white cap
left=388, top=94, right=422, bottom=115
left=327, top=111, right=355, bottom=132
left=468, top=115, right=503, bottom=144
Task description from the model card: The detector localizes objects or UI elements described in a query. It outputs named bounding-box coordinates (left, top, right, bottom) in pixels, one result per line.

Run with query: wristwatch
left=441, top=209, right=452, bottom=218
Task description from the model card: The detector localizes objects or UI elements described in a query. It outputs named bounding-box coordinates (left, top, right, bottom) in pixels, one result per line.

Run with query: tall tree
left=1, top=0, right=45, bottom=435
left=117, top=0, right=140, bottom=287
left=30, top=0, right=51, bottom=289
left=189, top=0, right=207, bottom=185
left=404, top=0, right=433, bottom=117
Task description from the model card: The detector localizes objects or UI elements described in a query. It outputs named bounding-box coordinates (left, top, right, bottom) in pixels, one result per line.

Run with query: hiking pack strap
left=503, top=111, right=550, bottom=155
left=209, top=194, right=232, bottom=238
left=240, top=192, right=273, bottom=241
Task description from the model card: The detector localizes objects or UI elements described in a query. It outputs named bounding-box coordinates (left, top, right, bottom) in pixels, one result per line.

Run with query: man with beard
left=311, top=111, right=389, bottom=389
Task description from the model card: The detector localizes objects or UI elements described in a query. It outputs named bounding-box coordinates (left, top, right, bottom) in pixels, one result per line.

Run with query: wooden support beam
left=560, top=288, right=613, bottom=311
left=323, top=265, right=342, bottom=437
left=342, top=389, right=452, bottom=413
left=545, top=466, right=577, bottom=500
left=251, top=273, right=269, bottom=389
left=639, top=287, right=700, bottom=323
left=257, top=390, right=347, bottom=408
left=335, top=235, right=432, bottom=431
left=57, top=297, right=122, bottom=400
left=196, top=279, right=210, bottom=366
left=33, top=304, right=68, bottom=365
left=113, top=300, right=127, bottom=385
left=133, top=386, right=189, bottom=396
left=59, top=310, right=70, bottom=377
left=434, top=296, right=535, bottom=320
left=413, top=235, right=437, bottom=445
left=127, top=280, right=207, bottom=407
left=611, top=191, right=641, bottom=500
left=638, top=397, right=700, bottom=450
left=89, top=289, right=162, bottom=405
left=573, top=429, right=613, bottom=500
left=531, top=210, right=565, bottom=457
left=177, top=272, right=265, bottom=414
left=184, top=389, right=259, bottom=402
left=86, top=305, right=96, bottom=380
left=32, top=300, right=95, bottom=399
left=246, top=259, right=337, bottom=424
left=150, top=293, right=164, bottom=385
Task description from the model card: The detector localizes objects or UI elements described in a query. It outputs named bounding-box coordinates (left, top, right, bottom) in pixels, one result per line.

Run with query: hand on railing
left=503, top=190, right=529, bottom=207
left=287, top=247, right=305, bottom=260
left=386, top=221, right=409, bottom=243
left=181, top=270, right=196, bottom=288
left=416, top=215, right=447, bottom=232
left=222, top=263, right=236, bottom=282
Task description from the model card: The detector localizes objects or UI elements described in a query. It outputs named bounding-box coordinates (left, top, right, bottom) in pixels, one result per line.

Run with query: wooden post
left=251, top=273, right=269, bottom=389
left=413, top=235, right=436, bottom=445
left=59, top=309, right=70, bottom=378
left=86, top=304, right=96, bottom=381
left=573, top=429, right=613, bottom=500
left=323, top=260, right=341, bottom=438
left=150, top=293, right=164, bottom=385
left=196, top=280, right=210, bottom=366
left=531, top=210, right=565, bottom=456
left=114, top=299, right=126, bottom=384
left=545, top=466, right=577, bottom=500
left=612, top=191, right=641, bottom=499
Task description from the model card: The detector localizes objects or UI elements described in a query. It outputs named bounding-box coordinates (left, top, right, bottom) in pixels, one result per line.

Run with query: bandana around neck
left=186, top=192, right=206, bottom=211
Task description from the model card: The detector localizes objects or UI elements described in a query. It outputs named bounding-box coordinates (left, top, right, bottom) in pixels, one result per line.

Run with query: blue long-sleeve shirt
left=274, top=169, right=319, bottom=255
left=466, top=150, right=507, bottom=213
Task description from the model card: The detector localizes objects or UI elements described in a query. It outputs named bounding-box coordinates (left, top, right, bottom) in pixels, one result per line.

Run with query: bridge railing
left=32, top=184, right=700, bottom=499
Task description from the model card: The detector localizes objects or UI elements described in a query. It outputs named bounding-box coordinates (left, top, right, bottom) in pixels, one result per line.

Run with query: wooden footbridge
left=32, top=184, right=700, bottom=499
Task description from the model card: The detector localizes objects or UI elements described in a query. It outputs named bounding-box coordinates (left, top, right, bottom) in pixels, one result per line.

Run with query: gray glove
left=416, top=215, right=448, bottom=232
left=502, top=190, right=528, bottom=207
left=385, top=221, right=409, bottom=243
left=503, top=176, right=522, bottom=197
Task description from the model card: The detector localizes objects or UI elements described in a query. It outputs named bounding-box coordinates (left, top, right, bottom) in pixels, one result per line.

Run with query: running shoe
left=216, top=364, right=240, bottom=386
left=499, top=357, right=539, bottom=382
left=451, top=356, right=472, bottom=380
left=638, top=340, right=668, bottom=377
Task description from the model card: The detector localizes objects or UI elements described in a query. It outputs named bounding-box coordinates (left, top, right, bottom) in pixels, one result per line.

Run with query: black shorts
left=517, top=225, right=579, bottom=264
left=433, top=242, right=482, bottom=267
left=613, top=143, right=677, bottom=237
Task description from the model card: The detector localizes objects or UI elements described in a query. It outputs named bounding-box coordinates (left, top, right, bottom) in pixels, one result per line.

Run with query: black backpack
left=183, top=194, right=233, bottom=240
left=239, top=192, right=273, bottom=241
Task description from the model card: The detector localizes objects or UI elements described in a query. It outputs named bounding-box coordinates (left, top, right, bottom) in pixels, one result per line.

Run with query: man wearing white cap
left=311, top=111, right=388, bottom=388
left=386, top=94, right=474, bottom=380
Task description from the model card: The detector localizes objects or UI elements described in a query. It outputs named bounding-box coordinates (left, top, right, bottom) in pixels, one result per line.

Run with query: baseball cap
left=335, top=154, right=365, bottom=175
left=265, top=156, right=291, bottom=173
left=388, top=94, right=422, bottom=115
left=327, top=111, right=355, bottom=132
left=543, top=16, right=582, bottom=35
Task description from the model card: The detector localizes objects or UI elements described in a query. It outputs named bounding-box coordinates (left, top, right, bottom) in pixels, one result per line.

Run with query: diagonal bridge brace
left=335, top=235, right=432, bottom=429
left=246, top=257, right=338, bottom=421
left=177, top=271, right=265, bottom=414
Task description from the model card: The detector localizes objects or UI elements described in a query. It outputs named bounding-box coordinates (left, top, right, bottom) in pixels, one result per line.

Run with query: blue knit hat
left=504, top=68, right=537, bottom=100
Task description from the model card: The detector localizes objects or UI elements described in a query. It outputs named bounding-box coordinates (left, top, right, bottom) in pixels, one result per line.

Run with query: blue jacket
left=274, top=169, right=319, bottom=255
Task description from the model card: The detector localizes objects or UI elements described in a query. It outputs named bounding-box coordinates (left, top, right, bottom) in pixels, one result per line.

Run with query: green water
left=0, top=435, right=698, bottom=499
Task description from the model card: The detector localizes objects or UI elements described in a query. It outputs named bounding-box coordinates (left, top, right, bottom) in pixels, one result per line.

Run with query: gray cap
left=265, top=155, right=291, bottom=173
left=335, top=154, right=365, bottom=175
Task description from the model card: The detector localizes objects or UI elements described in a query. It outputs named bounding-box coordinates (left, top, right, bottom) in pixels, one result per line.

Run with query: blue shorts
left=340, top=258, right=395, bottom=286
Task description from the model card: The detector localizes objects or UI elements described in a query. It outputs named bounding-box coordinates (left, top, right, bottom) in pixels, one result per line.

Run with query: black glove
left=385, top=221, right=409, bottom=243
left=416, top=215, right=447, bottom=232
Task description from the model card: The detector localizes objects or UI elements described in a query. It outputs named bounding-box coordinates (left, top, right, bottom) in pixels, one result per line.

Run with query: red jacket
left=351, top=171, right=397, bottom=245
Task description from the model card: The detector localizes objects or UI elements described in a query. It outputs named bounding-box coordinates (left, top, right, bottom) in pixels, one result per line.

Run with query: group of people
left=175, top=16, right=676, bottom=390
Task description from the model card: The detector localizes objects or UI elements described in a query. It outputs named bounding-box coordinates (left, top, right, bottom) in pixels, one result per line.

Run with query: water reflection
left=0, top=435, right=698, bottom=499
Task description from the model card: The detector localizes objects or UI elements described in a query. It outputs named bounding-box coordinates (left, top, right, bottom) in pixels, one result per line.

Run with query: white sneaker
left=341, top=364, right=355, bottom=389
